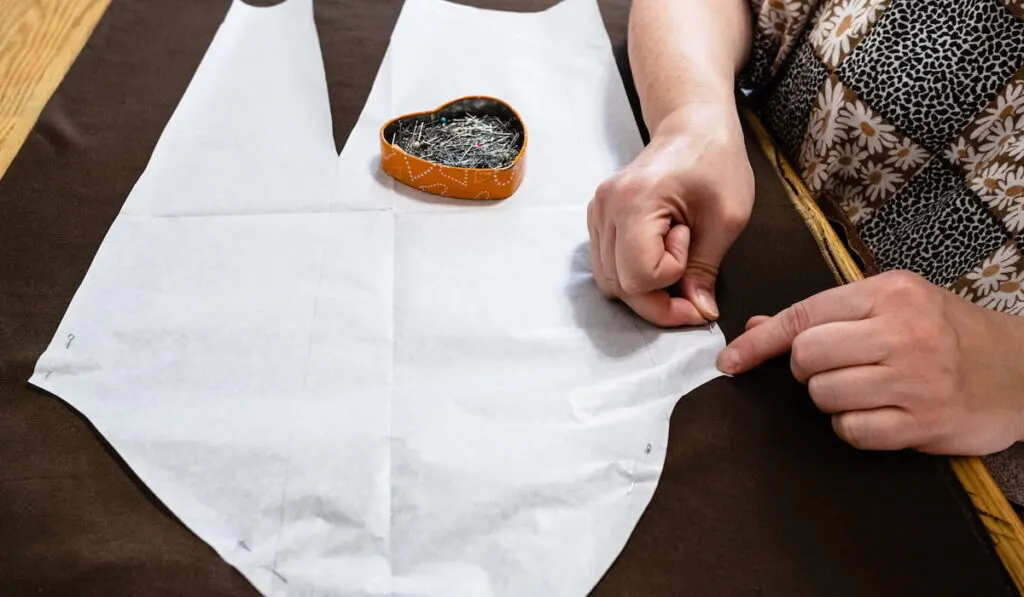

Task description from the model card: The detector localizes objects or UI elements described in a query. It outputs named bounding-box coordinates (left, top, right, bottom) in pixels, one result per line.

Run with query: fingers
left=832, top=407, right=921, bottom=451
left=616, top=218, right=688, bottom=294
left=589, top=192, right=688, bottom=298
left=587, top=203, right=612, bottom=298
left=789, top=319, right=893, bottom=383
left=665, top=224, right=690, bottom=268
left=717, top=283, right=876, bottom=375
left=600, top=225, right=619, bottom=292
left=622, top=290, right=706, bottom=328
left=807, top=366, right=893, bottom=414
left=588, top=195, right=699, bottom=327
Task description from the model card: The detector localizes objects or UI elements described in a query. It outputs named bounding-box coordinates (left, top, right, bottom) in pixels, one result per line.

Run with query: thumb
left=680, top=226, right=733, bottom=321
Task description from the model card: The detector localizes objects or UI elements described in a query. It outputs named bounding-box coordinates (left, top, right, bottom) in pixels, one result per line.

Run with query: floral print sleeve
left=739, top=0, right=822, bottom=91
left=743, top=0, right=1024, bottom=316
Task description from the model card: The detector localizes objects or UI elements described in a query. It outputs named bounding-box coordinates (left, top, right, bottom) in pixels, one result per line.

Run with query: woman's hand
left=587, top=104, right=754, bottom=327
left=718, top=271, right=1024, bottom=456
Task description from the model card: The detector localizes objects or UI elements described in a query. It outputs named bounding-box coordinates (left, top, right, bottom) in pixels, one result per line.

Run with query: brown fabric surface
left=0, top=1, right=1015, bottom=595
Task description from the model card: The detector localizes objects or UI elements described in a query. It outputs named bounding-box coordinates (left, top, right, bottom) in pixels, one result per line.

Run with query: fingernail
left=695, top=290, right=719, bottom=321
left=717, top=348, right=739, bottom=375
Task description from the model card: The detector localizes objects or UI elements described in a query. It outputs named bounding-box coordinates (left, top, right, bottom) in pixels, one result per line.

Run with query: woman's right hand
left=586, top=103, right=755, bottom=327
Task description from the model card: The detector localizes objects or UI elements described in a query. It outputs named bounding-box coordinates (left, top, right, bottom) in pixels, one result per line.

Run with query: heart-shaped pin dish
left=379, top=96, right=527, bottom=200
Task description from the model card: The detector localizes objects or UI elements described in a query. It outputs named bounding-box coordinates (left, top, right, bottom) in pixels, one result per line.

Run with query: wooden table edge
left=0, top=0, right=112, bottom=179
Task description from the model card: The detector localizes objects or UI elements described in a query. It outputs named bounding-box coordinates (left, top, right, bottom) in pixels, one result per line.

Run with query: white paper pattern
left=29, top=0, right=725, bottom=595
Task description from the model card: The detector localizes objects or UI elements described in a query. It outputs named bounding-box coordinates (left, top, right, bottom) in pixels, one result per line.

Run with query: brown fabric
left=0, top=1, right=1015, bottom=595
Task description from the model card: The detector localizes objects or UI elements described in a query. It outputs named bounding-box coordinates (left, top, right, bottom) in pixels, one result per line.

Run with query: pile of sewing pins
left=392, top=114, right=521, bottom=169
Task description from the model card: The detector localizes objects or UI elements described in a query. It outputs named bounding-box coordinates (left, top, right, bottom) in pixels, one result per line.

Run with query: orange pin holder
left=379, top=96, right=527, bottom=200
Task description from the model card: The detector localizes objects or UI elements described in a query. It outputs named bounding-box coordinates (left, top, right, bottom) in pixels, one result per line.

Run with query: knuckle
left=790, top=334, right=810, bottom=366
left=789, top=336, right=812, bottom=380
left=594, top=178, right=615, bottom=201
left=718, top=204, right=752, bottom=236
left=878, top=270, right=925, bottom=302
left=807, top=375, right=833, bottom=411
left=597, top=280, right=619, bottom=300
left=782, top=302, right=813, bottom=340
left=587, top=201, right=600, bottom=231
left=833, top=414, right=870, bottom=450
left=593, top=173, right=658, bottom=223
left=789, top=357, right=803, bottom=383
left=606, top=172, right=651, bottom=201
left=807, top=373, right=822, bottom=395
left=619, top=276, right=644, bottom=295
left=882, top=269, right=923, bottom=287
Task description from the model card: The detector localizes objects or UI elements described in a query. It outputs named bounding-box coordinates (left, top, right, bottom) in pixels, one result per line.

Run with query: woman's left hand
left=717, top=270, right=1024, bottom=456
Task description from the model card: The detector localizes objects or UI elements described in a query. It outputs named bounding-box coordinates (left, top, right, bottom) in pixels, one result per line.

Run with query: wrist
left=648, top=100, right=742, bottom=147
left=642, top=79, right=740, bottom=141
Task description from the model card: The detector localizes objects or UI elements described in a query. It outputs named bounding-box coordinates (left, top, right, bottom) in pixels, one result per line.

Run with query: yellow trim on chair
left=743, top=107, right=1024, bottom=594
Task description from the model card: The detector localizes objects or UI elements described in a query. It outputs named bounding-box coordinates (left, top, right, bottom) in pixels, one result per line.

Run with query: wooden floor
left=1, top=0, right=1023, bottom=593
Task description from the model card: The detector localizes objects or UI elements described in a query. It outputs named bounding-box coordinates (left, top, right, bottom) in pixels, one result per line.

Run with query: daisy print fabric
left=952, top=242, right=1024, bottom=314
left=742, top=0, right=1024, bottom=317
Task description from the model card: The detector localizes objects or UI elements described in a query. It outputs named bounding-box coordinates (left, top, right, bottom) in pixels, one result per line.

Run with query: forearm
left=628, top=0, right=752, bottom=137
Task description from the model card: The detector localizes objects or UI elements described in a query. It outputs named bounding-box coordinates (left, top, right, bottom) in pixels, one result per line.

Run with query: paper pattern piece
left=29, top=0, right=725, bottom=595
